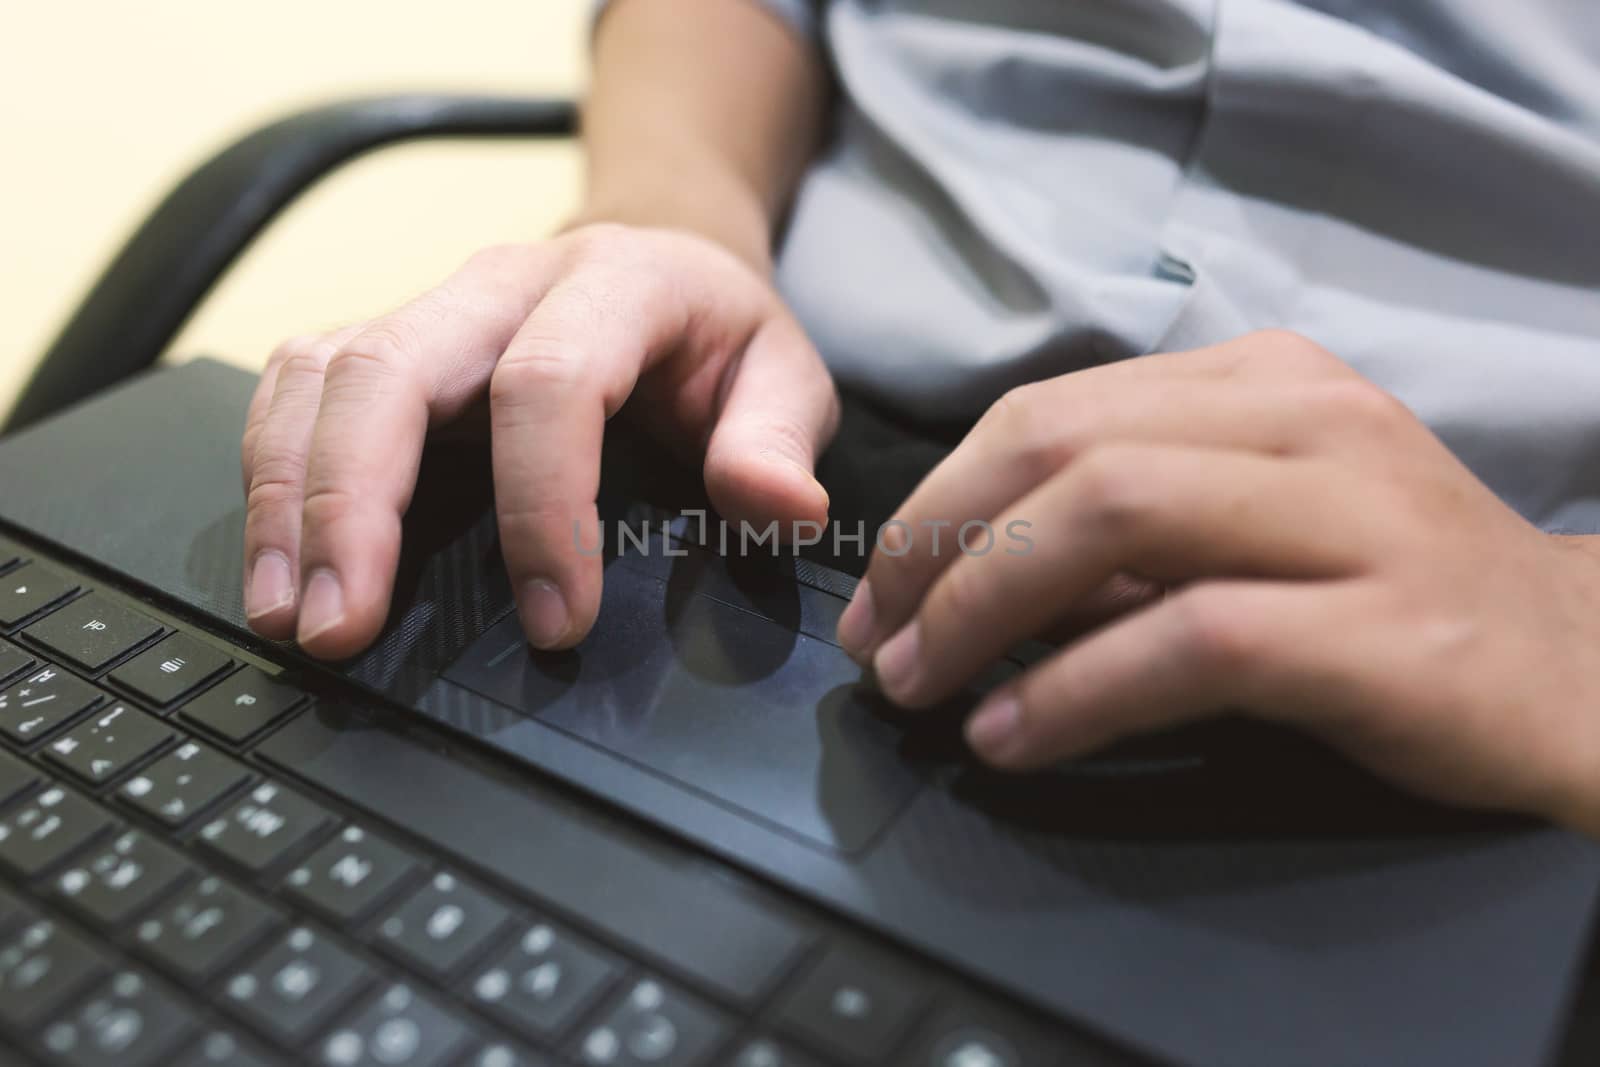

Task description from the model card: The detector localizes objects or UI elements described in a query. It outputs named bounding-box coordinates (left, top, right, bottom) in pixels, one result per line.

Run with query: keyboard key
left=0, top=539, right=20, bottom=571
left=0, top=639, right=35, bottom=684
left=0, top=783, right=114, bottom=877
left=222, top=925, right=371, bottom=1045
left=775, top=943, right=934, bottom=1064
left=0, top=664, right=104, bottom=744
left=120, top=740, right=251, bottom=827
left=572, top=977, right=731, bottom=1067
left=317, top=982, right=471, bottom=1067
left=470, top=919, right=622, bottom=1042
left=460, top=1042, right=552, bottom=1067
left=722, top=1037, right=825, bottom=1067
left=0, top=885, right=28, bottom=934
left=38, top=968, right=194, bottom=1067
left=180, top=666, right=305, bottom=744
left=197, top=780, right=337, bottom=873
left=53, top=829, right=192, bottom=928
left=23, top=592, right=162, bottom=672
left=0, top=564, right=77, bottom=626
left=906, top=994, right=1111, bottom=1067
left=284, top=824, right=419, bottom=923
left=376, top=870, right=511, bottom=980
left=136, top=875, right=280, bottom=983
left=0, top=747, right=39, bottom=805
left=43, top=702, right=174, bottom=785
left=111, top=633, right=233, bottom=707
left=262, top=713, right=814, bottom=1006
left=0, top=917, right=108, bottom=1029
left=174, top=1028, right=280, bottom=1067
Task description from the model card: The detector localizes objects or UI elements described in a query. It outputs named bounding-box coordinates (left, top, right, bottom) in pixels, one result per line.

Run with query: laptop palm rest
left=443, top=557, right=925, bottom=855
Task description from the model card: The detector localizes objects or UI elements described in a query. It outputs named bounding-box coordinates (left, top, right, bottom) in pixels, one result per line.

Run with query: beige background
left=0, top=0, right=591, bottom=418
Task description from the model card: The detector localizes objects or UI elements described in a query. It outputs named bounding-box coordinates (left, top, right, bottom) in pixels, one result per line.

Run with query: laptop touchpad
left=443, top=560, right=923, bottom=854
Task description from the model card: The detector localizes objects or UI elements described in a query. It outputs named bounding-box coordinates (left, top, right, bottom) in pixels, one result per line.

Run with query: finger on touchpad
left=444, top=561, right=925, bottom=854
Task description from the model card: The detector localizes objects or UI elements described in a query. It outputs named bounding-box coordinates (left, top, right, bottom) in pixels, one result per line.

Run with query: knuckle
left=1250, top=329, right=1340, bottom=371
left=490, top=342, right=586, bottom=405
left=267, top=332, right=323, bottom=368
left=325, top=329, right=418, bottom=389
left=1319, top=378, right=1411, bottom=430
left=277, top=351, right=331, bottom=383
left=463, top=242, right=533, bottom=274
left=1067, top=447, right=1145, bottom=538
left=300, top=485, right=362, bottom=529
left=558, top=222, right=636, bottom=270
left=1169, top=587, right=1256, bottom=674
left=244, top=475, right=302, bottom=518
left=930, top=561, right=987, bottom=628
left=981, top=384, right=1066, bottom=481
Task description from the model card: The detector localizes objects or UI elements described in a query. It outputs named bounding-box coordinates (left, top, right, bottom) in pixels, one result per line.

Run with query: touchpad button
left=443, top=562, right=922, bottom=854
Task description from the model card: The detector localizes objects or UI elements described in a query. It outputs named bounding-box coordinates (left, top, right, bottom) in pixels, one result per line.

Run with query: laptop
left=0, top=356, right=1593, bottom=1067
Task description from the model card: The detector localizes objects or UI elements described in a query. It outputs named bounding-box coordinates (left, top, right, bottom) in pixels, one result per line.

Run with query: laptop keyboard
left=0, top=536, right=1122, bottom=1067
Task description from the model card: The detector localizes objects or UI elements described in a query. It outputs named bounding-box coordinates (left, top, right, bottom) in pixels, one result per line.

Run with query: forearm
left=576, top=0, right=829, bottom=272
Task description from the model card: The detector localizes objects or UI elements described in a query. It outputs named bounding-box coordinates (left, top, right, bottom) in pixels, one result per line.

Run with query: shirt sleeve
left=591, top=0, right=820, bottom=42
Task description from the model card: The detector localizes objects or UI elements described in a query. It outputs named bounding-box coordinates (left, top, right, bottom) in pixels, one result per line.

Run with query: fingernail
left=872, top=621, right=921, bottom=701
left=297, top=569, right=345, bottom=644
left=521, top=579, right=570, bottom=650
left=837, top=579, right=876, bottom=658
left=967, top=694, right=1022, bottom=761
left=246, top=551, right=294, bottom=619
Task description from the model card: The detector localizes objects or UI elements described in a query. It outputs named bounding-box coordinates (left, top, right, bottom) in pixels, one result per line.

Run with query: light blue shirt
left=613, top=1, right=1600, bottom=532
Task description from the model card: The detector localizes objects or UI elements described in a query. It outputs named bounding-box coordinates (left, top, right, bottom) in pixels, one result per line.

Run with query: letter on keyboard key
left=0, top=564, right=77, bottom=626
left=178, top=666, right=305, bottom=744
left=120, top=740, right=252, bottom=827
left=0, top=918, right=109, bottom=1029
left=774, top=942, right=935, bottom=1064
left=260, top=713, right=815, bottom=1006
left=376, top=870, right=512, bottom=980
left=459, top=1041, right=552, bottom=1067
left=725, top=1036, right=826, bottom=1067
left=23, top=592, right=163, bottom=672
left=283, top=824, right=420, bottom=923
left=571, top=977, right=731, bottom=1067
left=110, top=632, right=233, bottom=706
left=196, top=780, right=334, bottom=873
left=0, top=665, right=104, bottom=744
left=54, top=829, right=192, bottom=929
left=38, top=969, right=194, bottom=1067
left=43, top=702, right=175, bottom=785
left=173, top=1028, right=280, bottom=1067
left=317, top=982, right=472, bottom=1067
left=222, top=925, right=371, bottom=1045
left=135, top=875, right=281, bottom=983
left=0, top=783, right=114, bottom=878
left=469, top=919, right=621, bottom=1042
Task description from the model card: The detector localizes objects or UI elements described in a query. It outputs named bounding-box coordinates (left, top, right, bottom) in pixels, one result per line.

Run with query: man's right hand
left=240, top=224, right=839, bottom=660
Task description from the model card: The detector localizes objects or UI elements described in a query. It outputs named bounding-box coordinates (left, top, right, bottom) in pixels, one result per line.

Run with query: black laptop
left=0, top=357, right=1594, bottom=1067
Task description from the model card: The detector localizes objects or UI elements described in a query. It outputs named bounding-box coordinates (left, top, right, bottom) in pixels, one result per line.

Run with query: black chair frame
left=4, top=94, right=578, bottom=434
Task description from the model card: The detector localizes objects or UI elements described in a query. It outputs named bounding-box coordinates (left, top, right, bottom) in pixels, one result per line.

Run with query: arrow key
left=44, top=703, right=174, bottom=786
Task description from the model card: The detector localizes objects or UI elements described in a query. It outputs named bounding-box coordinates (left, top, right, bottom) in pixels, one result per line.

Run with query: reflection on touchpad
left=443, top=562, right=922, bottom=854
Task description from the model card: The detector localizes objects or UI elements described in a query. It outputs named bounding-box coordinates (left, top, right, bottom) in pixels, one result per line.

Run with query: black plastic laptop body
left=0, top=358, right=1594, bottom=1067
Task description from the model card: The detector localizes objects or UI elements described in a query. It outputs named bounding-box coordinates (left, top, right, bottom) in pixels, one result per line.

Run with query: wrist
left=570, top=168, right=776, bottom=275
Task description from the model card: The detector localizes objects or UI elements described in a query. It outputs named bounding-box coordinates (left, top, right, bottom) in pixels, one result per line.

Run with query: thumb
left=702, top=314, right=839, bottom=530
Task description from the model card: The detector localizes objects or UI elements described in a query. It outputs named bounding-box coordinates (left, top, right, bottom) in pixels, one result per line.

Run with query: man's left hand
left=836, top=330, right=1600, bottom=834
